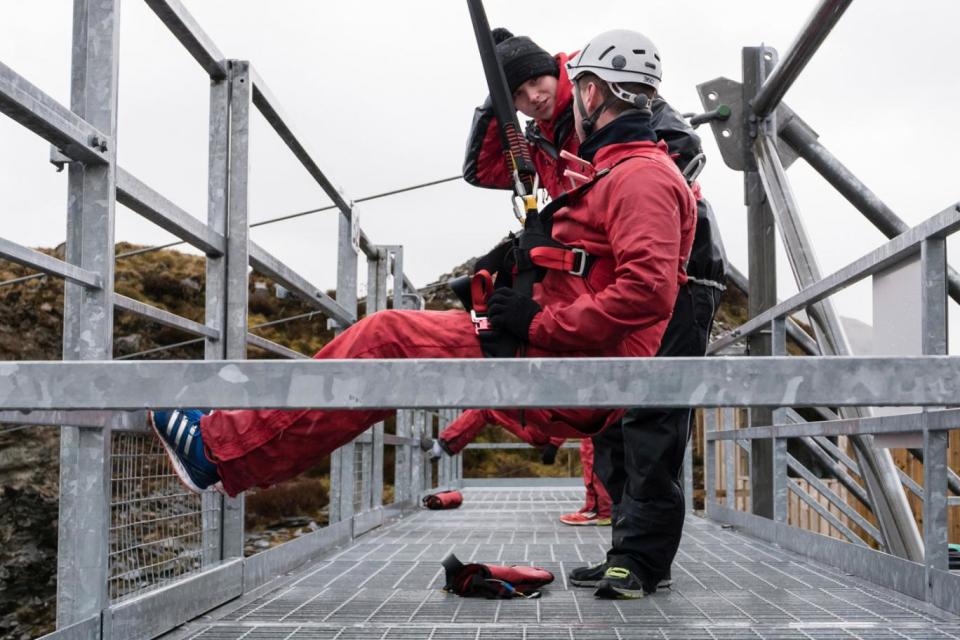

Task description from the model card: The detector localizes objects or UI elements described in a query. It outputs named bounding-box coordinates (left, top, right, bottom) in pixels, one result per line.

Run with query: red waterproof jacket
left=526, top=139, right=697, bottom=357
left=464, top=53, right=578, bottom=196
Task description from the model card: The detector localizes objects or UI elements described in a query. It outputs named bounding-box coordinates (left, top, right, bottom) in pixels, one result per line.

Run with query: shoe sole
left=594, top=583, right=646, bottom=599
left=572, top=577, right=672, bottom=589
left=559, top=519, right=603, bottom=526
left=149, top=411, right=223, bottom=496
left=570, top=577, right=603, bottom=587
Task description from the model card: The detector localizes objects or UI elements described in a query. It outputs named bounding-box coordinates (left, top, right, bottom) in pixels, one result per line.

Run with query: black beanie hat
left=492, top=28, right=559, bottom=94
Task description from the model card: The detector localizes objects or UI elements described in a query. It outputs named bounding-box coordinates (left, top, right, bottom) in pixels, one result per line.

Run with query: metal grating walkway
left=166, top=487, right=960, bottom=639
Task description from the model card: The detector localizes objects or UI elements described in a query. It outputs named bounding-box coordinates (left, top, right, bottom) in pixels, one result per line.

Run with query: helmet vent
left=597, top=45, right=616, bottom=60
left=645, top=62, right=657, bottom=70
left=653, top=53, right=661, bottom=61
left=633, top=49, right=646, bottom=55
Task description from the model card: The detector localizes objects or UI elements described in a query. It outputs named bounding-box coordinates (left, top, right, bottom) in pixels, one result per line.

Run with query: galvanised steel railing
left=0, top=1, right=958, bottom=639
left=691, top=0, right=959, bottom=615
left=0, top=1, right=460, bottom=638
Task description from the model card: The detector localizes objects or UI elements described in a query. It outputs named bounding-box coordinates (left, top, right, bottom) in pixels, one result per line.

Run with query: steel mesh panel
left=353, top=442, right=365, bottom=511
left=109, top=431, right=217, bottom=601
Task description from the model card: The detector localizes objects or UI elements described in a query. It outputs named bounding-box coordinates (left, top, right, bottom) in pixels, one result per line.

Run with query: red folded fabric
left=442, top=553, right=554, bottom=599
left=423, top=490, right=463, bottom=510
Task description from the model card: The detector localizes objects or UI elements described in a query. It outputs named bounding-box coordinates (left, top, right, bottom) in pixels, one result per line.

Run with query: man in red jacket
left=149, top=28, right=696, bottom=598
left=440, top=27, right=721, bottom=530
left=446, top=28, right=727, bottom=596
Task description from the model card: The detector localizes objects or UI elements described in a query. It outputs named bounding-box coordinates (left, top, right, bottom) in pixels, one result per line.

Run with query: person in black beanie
left=459, top=28, right=729, bottom=598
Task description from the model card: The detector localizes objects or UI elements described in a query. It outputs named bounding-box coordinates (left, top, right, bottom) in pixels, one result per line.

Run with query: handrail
left=116, top=168, right=225, bottom=256
left=709, top=203, right=960, bottom=353
left=250, top=67, right=353, bottom=217
left=0, top=60, right=110, bottom=165
left=2, top=356, right=959, bottom=411
left=143, top=0, right=227, bottom=80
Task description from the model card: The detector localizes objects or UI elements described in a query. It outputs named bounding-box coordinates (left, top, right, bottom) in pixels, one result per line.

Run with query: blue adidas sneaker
left=149, top=409, right=222, bottom=494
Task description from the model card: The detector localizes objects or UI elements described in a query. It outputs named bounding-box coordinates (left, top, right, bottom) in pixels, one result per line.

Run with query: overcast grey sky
left=2, top=1, right=958, bottom=351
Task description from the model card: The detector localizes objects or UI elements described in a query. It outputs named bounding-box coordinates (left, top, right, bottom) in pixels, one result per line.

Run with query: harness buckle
left=568, top=248, right=588, bottom=277
left=470, top=309, right=491, bottom=334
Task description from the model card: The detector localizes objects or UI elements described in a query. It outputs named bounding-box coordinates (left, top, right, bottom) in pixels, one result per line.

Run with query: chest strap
left=528, top=246, right=595, bottom=277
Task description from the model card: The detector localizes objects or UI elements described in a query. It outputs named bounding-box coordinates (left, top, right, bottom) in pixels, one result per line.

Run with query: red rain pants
left=201, top=309, right=618, bottom=496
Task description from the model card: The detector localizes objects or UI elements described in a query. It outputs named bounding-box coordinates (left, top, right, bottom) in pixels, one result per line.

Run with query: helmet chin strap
left=573, top=79, right=618, bottom=137
left=575, top=80, right=649, bottom=136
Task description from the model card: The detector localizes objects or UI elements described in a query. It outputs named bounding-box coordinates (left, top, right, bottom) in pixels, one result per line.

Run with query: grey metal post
left=219, top=60, right=253, bottom=560
left=724, top=411, right=736, bottom=508
left=437, top=411, right=448, bottom=487
left=921, top=237, right=948, bottom=598
left=201, top=65, right=231, bottom=567
left=455, top=410, right=463, bottom=486
left=57, top=0, right=120, bottom=626
left=771, top=317, right=788, bottom=523
left=394, top=409, right=412, bottom=504
left=368, top=249, right=389, bottom=508
left=683, top=422, right=695, bottom=513
left=703, top=409, right=717, bottom=511
left=743, top=46, right=778, bottom=519
left=391, top=247, right=405, bottom=309
left=329, top=186, right=360, bottom=525
left=410, top=411, right=424, bottom=496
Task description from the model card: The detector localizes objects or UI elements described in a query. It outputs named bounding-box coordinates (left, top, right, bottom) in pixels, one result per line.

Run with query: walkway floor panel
left=167, top=488, right=960, bottom=640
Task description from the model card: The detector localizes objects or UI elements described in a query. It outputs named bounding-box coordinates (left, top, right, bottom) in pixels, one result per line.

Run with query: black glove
left=487, top=288, right=541, bottom=340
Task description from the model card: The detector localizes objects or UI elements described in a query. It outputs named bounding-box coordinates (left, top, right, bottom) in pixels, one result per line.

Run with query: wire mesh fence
left=109, top=431, right=218, bottom=602
left=352, top=441, right=366, bottom=512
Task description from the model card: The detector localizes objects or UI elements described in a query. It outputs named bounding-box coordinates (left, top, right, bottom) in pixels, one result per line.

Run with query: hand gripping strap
left=422, top=490, right=463, bottom=510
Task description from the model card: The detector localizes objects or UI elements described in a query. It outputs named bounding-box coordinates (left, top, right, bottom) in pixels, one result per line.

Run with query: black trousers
left=592, top=282, right=722, bottom=590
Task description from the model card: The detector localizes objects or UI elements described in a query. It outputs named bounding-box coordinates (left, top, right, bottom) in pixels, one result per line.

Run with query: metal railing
left=690, top=0, right=959, bottom=615
left=0, top=1, right=957, bottom=638
left=0, top=1, right=451, bottom=638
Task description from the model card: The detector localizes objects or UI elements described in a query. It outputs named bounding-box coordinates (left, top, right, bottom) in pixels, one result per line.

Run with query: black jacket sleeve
left=652, top=96, right=728, bottom=284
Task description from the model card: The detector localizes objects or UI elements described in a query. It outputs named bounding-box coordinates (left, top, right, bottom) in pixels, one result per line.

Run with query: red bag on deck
left=442, top=553, right=554, bottom=599
left=422, top=490, right=463, bottom=510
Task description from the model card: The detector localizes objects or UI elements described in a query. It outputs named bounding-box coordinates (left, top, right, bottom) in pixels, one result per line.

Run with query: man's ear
left=582, top=79, right=601, bottom=112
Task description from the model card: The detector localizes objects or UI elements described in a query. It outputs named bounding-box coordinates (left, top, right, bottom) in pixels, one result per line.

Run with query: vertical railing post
left=367, top=248, right=389, bottom=510
left=724, top=413, right=736, bottom=509
left=683, top=421, right=695, bottom=513
left=771, top=317, right=788, bottom=523
left=329, top=191, right=360, bottom=526
left=921, top=237, right=948, bottom=601
left=742, top=46, right=779, bottom=519
left=201, top=61, right=231, bottom=567
left=395, top=409, right=412, bottom=504
left=410, top=411, right=424, bottom=498
left=439, top=410, right=452, bottom=487
left=219, top=59, right=252, bottom=560
left=703, top=409, right=717, bottom=515
left=56, top=0, right=120, bottom=628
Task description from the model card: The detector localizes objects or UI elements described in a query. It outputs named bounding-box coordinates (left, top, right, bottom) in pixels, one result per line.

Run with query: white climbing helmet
left=565, top=29, right=662, bottom=97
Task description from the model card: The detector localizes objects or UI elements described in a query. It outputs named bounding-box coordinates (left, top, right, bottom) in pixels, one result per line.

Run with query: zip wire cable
left=115, top=308, right=328, bottom=360
left=0, top=174, right=463, bottom=288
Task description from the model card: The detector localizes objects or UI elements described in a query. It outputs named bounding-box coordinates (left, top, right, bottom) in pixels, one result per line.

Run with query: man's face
left=512, top=75, right=558, bottom=120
